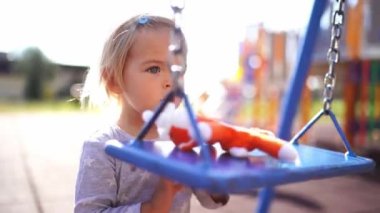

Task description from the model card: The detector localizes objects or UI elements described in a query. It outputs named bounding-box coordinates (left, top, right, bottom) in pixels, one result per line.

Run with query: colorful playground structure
left=220, top=0, right=380, bottom=150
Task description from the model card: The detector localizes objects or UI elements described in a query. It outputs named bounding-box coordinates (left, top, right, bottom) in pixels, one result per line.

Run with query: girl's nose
left=164, top=79, right=171, bottom=89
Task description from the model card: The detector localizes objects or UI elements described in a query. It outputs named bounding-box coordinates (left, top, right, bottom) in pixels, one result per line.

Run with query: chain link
left=323, top=0, right=346, bottom=111
left=169, top=0, right=186, bottom=91
left=170, top=0, right=185, bottom=29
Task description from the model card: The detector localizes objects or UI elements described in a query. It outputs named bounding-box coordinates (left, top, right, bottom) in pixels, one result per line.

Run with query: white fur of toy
left=142, top=103, right=299, bottom=162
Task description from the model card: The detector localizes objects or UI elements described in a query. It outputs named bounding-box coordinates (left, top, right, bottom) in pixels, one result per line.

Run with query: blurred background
left=0, top=0, right=379, bottom=212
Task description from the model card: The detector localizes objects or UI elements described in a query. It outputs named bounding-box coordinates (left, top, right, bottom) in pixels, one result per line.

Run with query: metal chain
left=323, top=0, right=346, bottom=111
left=169, top=0, right=186, bottom=91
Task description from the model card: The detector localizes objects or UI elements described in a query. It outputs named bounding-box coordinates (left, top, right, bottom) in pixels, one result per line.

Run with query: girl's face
left=121, top=27, right=174, bottom=116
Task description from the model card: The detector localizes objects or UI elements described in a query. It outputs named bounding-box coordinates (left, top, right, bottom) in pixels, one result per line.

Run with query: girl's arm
left=75, top=140, right=141, bottom=213
left=75, top=140, right=183, bottom=213
left=141, top=178, right=183, bottom=213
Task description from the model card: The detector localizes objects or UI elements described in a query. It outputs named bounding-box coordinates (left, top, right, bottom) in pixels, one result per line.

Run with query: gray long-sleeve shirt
left=75, top=124, right=223, bottom=212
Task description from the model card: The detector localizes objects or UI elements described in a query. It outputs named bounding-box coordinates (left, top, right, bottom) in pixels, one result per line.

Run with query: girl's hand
left=210, top=193, right=229, bottom=205
left=141, top=178, right=183, bottom=213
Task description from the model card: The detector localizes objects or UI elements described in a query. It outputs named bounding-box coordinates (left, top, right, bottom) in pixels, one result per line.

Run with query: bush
left=13, top=47, right=57, bottom=100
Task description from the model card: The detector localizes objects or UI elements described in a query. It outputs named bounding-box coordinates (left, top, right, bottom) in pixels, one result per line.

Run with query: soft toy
left=142, top=103, right=299, bottom=162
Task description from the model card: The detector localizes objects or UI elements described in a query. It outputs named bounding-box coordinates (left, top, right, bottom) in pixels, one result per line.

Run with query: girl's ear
left=102, top=68, right=123, bottom=95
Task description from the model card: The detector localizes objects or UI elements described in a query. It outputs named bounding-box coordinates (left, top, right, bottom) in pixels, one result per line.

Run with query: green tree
left=14, top=47, right=57, bottom=100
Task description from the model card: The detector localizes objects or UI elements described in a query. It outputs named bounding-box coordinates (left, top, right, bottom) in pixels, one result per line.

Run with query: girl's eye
left=146, top=66, right=161, bottom=74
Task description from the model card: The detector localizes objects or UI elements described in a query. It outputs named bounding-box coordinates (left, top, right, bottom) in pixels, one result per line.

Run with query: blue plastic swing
left=105, top=92, right=374, bottom=194
left=105, top=0, right=375, bottom=212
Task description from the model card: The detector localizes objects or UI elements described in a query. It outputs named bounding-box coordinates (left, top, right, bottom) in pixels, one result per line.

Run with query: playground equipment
left=104, top=0, right=375, bottom=212
left=343, top=0, right=380, bottom=148
left=344, top=59, right=380, bottom=147
left=221, top=22, right=314, bottom=139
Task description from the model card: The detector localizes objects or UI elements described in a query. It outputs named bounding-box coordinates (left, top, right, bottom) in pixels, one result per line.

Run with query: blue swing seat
left=105, top=139, right=375, bottom=194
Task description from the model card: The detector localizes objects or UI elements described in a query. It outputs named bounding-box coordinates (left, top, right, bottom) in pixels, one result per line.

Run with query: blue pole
left=256, top=187, right=274, bottom=213
left=277, top=0, right=328, bottom=140
left=257, top=1, right=328, bottom=213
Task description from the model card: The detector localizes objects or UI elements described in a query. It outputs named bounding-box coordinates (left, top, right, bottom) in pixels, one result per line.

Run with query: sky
left=0, top=0, right=314, bottom=98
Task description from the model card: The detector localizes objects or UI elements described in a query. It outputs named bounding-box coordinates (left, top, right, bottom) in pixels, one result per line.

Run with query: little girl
left=75, top=14, right=229, bottom=212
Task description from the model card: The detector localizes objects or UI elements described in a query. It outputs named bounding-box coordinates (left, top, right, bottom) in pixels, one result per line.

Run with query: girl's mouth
left=160, top=96, right=182, bottom=107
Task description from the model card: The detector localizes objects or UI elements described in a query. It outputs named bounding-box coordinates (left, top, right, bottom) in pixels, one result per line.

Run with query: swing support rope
left=289, top=0, right=356, bottom=157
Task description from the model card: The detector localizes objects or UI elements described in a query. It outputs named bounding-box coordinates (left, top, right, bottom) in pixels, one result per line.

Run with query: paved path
left=0, top=112, right=379, bottom=213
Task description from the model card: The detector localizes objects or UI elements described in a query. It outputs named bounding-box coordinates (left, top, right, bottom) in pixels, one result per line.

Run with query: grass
left=0, top=99, right=84, bottom=113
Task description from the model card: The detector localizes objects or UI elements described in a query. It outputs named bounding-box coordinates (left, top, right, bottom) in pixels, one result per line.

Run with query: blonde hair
left=81, top=14, right=187, bottom=109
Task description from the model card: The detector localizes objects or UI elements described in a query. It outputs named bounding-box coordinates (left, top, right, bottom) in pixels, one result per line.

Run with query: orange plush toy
left=143, top=103, right=299, bottom=162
